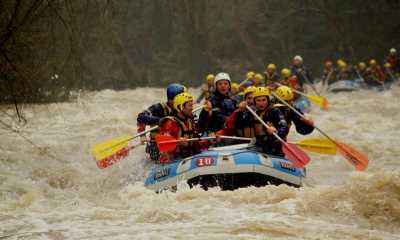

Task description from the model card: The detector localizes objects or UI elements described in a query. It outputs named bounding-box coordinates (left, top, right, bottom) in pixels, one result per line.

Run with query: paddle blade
left=335, top=141, right=368, bottom=171
left=92, top=136, right=131, bottom=161
left=308, top=95, right=329, bottom=110
left=156, top=135, right=178, bottom=152
left=95, top=146, right=133, bottom=169
left=282, top=142, right=311, bottom=168
left=92, top=136, right=132, bottom=169
left=296, top=138, right=337, bottom=155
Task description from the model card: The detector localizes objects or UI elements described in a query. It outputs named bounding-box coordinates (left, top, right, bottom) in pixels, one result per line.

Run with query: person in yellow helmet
left=336, top=59, right=353, bottom=80
left=264, top=63, right=280, bottom=88
left=158, top=92, right=211, bottom=163
left=273, top=86, right=314, bottom=136
left=218, top=87, right=289, bottom=157
left=254, top=73, right=264, bottom=86
left=321, top=60, right=338, bottom=86
left=279, top=68, right=300, bottom=91
left=239, top=71, right=261, bottom=91
left=355, top=62, right=368, bottom=81
left=243, top=86, right=257, bottom=106
left=196, top=73, right=215, bottom=103
left=383, top=62, right=396, bottom=83
left=231, top=82, right=240, bottom=95
left=137, top=83, right=187, bottom=162
left=230, top=82, right=242, bottom=103
left=365, top=59, right=385, bottom=86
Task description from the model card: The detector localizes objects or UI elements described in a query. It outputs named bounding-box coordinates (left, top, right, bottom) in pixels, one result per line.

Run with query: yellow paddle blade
left=296, top=138, right=337, bottom=155
left=92, top=136, right=131, bottom=161
left=308, top=95, right=329, bottom=110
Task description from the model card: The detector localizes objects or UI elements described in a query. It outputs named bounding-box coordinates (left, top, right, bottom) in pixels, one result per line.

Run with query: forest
left=1, top=0, right=399, bottom=103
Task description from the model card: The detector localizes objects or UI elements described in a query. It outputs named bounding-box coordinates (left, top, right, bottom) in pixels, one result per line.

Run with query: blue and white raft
left=328, top=79, right=362, bottom=92
left=144, top=144, right=306, bottom=191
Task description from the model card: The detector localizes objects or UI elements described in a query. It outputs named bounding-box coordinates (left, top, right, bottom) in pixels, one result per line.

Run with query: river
left=1, top=86, right=399, bottom=239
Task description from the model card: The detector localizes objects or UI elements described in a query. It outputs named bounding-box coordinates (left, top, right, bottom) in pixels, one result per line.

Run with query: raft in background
left=328, top=79, right=362, bottom=92
left=328, top=78, right=398, bottom=92
left=144, top=145, right=306, bottom=192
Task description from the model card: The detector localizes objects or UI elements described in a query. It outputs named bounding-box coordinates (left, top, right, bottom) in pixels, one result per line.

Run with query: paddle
left=296, top=138, right=337, bottom=155
left=156, top=135, right=253, bottom=152
left=92, top=127, right=157, bottom=168
left=157, top=134, right=335, bottom=156
left=92, top=105, right=206, bottom=169
left=322, top=70, right=334, bottom=90
left=299, top=72, right=321, bottom=96
left=246, top=105, right=310, bottom=168
left=272, top=92, right=368, bottom=171
left=275, top=83, right=328, bottom=110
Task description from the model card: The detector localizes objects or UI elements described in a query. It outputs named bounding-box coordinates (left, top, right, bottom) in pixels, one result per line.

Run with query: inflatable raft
left=328, top=79, right=362, bottom=92
left=144, top=144, right=306, bottom=192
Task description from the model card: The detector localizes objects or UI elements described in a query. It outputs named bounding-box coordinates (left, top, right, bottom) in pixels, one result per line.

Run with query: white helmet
left=214, top=72, right=231, bottom=88
left=293, top=55, right=303, bottom=62
left=390, top=48, right=397, bottom=54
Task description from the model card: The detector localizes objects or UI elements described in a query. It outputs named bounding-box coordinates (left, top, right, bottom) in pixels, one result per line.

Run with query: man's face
left=293, top=59, right=302, bottom=66
left=245, top=93, right=254, bottom=105
left=217, top=80, right=230, bottom=95
left=182, top=101, right=193, bottom=117
left=254, top=96, right=269, bottom=110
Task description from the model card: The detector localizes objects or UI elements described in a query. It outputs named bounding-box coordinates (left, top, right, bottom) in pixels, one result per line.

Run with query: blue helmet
left=167, top=83, right=187, bottom=100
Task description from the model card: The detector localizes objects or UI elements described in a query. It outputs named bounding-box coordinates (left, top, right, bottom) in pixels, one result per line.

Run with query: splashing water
left=1, top=86, right=400, bottom=239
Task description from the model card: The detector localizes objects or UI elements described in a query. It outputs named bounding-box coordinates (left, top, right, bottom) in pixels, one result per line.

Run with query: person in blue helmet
left=197, top=72, right=238, bottom=134
left=137, top=83, right=187, bottom=162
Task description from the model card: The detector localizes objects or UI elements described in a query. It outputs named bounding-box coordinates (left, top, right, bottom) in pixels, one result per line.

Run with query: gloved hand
left=238, top=101, right=247, bottom=112
left=140, top=135, right=148, bottom=145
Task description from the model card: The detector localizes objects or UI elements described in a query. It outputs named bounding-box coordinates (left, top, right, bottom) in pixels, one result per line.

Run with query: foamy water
left=1, top=86, right=399, bottom=239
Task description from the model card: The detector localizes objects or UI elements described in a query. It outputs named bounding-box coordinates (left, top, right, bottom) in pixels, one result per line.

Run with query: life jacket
left=368, top=66, right=385, bottom=82
left=273, top=104, right=292, bottom=129
left=149, top=103, right=174, bottom=139
left=235, top=111, right=255, bottom=138
left=264, top=72, right=279, bottom=84
left=387, top=55, right=398, bottom=70
left=160, top=115, right=195, bottom=157
left=288, top=77, right=299, bottom=90
left=253, top=108, right=274, bottom=141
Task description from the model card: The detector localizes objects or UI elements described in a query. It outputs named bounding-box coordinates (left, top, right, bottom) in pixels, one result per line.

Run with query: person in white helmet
left=197, top=72, right=238, bottom=134
left=290, top=55, right=313, bottom=91
left=385, top=48, right=399, bottom=74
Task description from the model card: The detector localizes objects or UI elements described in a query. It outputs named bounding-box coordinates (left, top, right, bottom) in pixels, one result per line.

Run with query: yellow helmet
left=246, top=71, right=255, bottom=79
left=338, top=60, right=347, bottom=68
left=252, top=87, right=270, bottom=99
left=173, top=92, right=193, bottom=112
left=369, top=59, right=377, bottom=66
left=337, top=59, right=345, bottom=65
left=276, top=86, right=294, bottom=101
left=243, top=86, right=257, bottom=97
left=206, top=74, right=215, bottom=82
left=358, top=62, right=366, bottom=70
left=255, top=73, right=264, bottom=80
left=281, top=68, right=291, bottom=78
left=267, top=64, right=276, bottom=70
left=384, top=62, right=391, bottom=68
left=231, top=82, right=239, bottom=91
